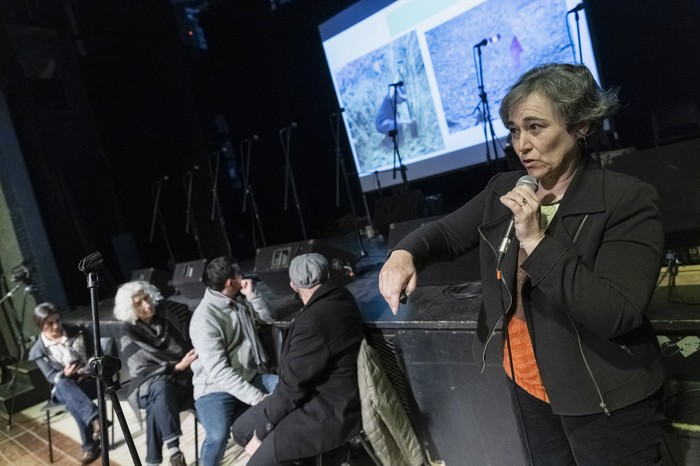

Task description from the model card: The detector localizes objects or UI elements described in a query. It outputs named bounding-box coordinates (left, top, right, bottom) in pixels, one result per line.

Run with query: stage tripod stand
left=240, top=136, right=267, bottom=248
left=78, top=252, right=141, bottom=466
left=279, top=122, right=308, bottom=240
left=473, top=41, right=502, bottom=175
left=330, top=109, right=367, bottom=258
left=387, top=83, right=414, bottom=216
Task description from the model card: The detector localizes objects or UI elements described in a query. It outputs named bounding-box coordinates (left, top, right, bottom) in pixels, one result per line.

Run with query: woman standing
left=380, top=63, right=666, bottom=465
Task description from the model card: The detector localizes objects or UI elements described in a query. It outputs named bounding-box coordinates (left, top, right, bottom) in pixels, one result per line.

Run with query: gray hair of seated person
left=113, top=280, right=163, bottom=324
left=33, top=302, right=61, bottom=329
left=499, top=62, right=619, bottom=141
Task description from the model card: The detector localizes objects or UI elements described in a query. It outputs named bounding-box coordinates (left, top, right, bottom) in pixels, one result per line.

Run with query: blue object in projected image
left=319, top=0, right=602, bottom=193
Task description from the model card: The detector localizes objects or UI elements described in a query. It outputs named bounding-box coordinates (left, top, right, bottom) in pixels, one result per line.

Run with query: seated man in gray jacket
left=232, top=253, right=364, bottom=466
left=190, top=256, right=278, bottom=466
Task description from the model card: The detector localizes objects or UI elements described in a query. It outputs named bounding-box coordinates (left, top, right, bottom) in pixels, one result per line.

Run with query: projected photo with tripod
left=320, top=0, right=601, bottom=192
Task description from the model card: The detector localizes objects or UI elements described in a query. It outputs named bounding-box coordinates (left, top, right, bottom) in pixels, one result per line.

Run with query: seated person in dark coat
left=28, top=302, right=102, bottom=465
left=113, top=281, right=197, bottom=466
left=232, top=253, right=365, bottom=465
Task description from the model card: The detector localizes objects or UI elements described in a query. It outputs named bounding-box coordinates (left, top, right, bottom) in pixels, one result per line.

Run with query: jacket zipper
left=570, top=214, right=611, bottom=415
left=569, top=316, right=610, bottom=415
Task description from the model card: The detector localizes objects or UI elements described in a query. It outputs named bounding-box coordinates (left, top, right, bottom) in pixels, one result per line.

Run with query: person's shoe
left=80, top=445, right=101, bottom=465
left=169, top=451, right=187, bottom=466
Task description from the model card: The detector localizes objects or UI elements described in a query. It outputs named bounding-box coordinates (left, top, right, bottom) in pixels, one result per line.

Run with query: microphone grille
left=516, top=175, right=538, bottom=192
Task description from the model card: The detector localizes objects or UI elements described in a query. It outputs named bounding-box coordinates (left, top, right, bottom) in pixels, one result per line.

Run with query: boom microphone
left=474, top=33, right=501, bottom=48
left=388, top=81, right=403, bottom=87
left=496, top=175, right=539, bottom=264
left=567, top=3, right=584, bottom=14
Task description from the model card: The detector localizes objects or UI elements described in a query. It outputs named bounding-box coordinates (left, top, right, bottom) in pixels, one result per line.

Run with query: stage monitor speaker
left=130, top=267, right=175, bottom=297
left=388, top=215, right=480, bottom=286
left=254, top=239, right=356, bottom=295
left=172, top=259, right=208, bottom=298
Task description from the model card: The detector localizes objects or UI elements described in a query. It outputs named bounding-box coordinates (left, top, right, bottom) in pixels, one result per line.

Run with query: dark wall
left=587, top=0, right=700, bottom=149
left=2, top=0, right=699, bottom=305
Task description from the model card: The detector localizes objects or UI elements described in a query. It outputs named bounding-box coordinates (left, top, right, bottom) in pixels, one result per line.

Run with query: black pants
left=508, top=378, right=665, bottom=465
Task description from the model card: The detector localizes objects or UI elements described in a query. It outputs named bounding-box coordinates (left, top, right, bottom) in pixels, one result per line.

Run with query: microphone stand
left=330, top=110, right=367, bottom=257
left=183, top=168, right=205, bottom=259
left=279, top=125, right=308, bottom=240
left=388, top=84, right=413, bottom=216
left=78, top=252, right=141, bottom=466
left=240, top=138, right=267, bottom=248
left=573, top=9, right=583, bottom=64
left=473, top=43, right=500, bottom=175
left=207, top=149, right=233, bottom=255
left=149, top=179, right=176, bottom=266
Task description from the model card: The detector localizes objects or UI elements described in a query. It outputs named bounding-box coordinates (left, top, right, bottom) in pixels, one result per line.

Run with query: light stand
left=388, top=83, right=413, bottom=216
left=78, top=252, right=141, bottom=466
left=473, top=41, right=501, bottom=175
left=279, top=122, right=308, bottom=240
left=330, top=109, right=367, bottom=258
left=149, top=177, right=177, bottom=267
left=183, top=167, right=205, bottom=259
left=239, top=136, right=267, bottom=248
left=0, top=264, right=32, bottom=429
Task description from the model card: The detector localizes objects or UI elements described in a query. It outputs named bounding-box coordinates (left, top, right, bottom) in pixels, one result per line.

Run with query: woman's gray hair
left=499, top=63, right=619, bottom=139
left=113, top=280, right=163, bottom=324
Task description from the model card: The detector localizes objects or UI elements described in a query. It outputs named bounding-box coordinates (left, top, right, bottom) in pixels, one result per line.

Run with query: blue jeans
left=195, top=374, right=278, bottom=466
left=138, top=377, right=192, bottom=464
left=507, top=378, right=665, bottom=465
left=53, top=377, right=99, bottom=451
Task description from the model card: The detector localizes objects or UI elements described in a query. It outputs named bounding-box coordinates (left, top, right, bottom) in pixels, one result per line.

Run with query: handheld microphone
left=388, top=81, right=403, bottom=87
left=496, top=175, right=538, bottom=264
left=567, top=3, right=584, bottom=14
left=474, top=33, right=501, bottom=48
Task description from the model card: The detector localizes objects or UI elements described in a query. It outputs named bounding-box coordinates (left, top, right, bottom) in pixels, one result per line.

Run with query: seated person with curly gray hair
left=232, top=253, right=365, bottom=466
left=29, top=302, right=102, bottom=465
left=113, top=281, right=197, bottom=466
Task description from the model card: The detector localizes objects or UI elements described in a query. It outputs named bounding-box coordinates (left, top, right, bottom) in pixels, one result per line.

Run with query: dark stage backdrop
left=1, top=0, right=698, bottom=306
